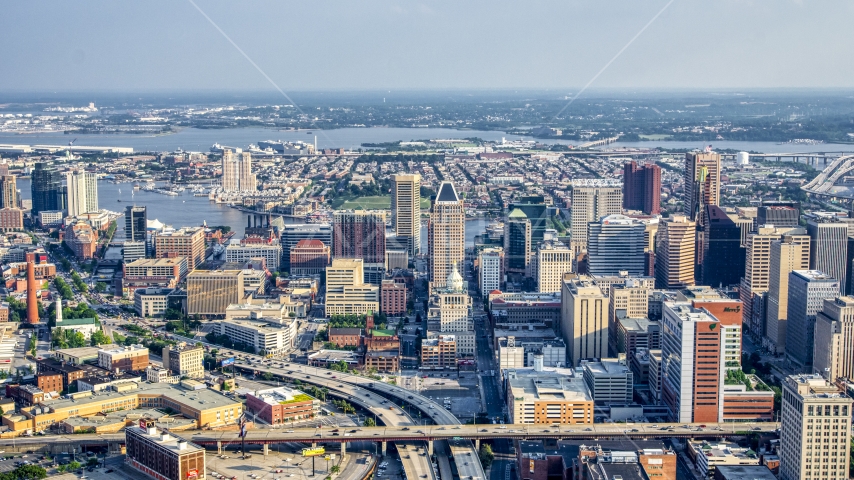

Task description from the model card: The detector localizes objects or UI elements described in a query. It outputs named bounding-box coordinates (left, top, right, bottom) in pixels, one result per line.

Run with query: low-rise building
left=505, top=358, right=594, bottom=425
left=98, top=344, right=149, bottom=373
left=245, top=386, right=318, bottom=425
left=36, top=358, right=112, bottom=392
left=687, top=440, right=760, bottom=479
left=53, top=346, right=109, bottom=365
left=381, top=280, right=407, bottom=316
left=134, top=288, right=173, bottom=317
left=581, top=358, right=634, bottom=405
left=328, top=327, right=363, bottom=348
left=64, top=221, right=97, bottom=259
left=146, top=366, right=180, bottom=384
left=215, top=319, right=296, bottom=356
left=162, top=343, right=205, bottom=379
left=36, top=373, right=63, bottom=394
left=126, top=421, right=206, bottom=480
left=52, top=316, right=99, bottom=340
left=307, top=349, right=359, bottom=369
left=421, top=335, right=456, bottom=369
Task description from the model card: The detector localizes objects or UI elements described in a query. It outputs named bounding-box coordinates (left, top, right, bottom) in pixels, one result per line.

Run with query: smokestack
left=248, top=216, right=252, bottom=228
left=26, top=262, right=39, bottom=324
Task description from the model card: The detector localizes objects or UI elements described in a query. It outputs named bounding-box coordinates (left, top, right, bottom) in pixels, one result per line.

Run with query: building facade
left=587, top=214, right=647, bottom=277
left=221, top=149, right=257, bottom=192
left=391, top=173, right=421, bottom=256
left=569, top=179, right=622, bottom=254
left=155, top=227, right=206, bottom=271
left=655, top=215, right=696, bottom=289
left=785, top=270, right=840, bottom=369
left=561, top=277, right=608, bottom=366
left=186, top=270, right=245, bottom=316
left=429, top=181, right=466, bottom=290
left=622, top=160, right=661, bottom=215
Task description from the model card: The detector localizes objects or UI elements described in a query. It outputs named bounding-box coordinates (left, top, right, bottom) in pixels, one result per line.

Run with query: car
left=408, top=396, right=414, bottom=399
left=480, top=429, right=488, bottom=432
left=699, top=424, right=707, bottom=428
left=286, top=430, right=294, bottom=433
left=499, top=426, right=507, bottom=429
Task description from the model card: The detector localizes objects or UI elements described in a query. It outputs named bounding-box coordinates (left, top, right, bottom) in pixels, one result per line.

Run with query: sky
left=3, top=0, right=854, bottom=93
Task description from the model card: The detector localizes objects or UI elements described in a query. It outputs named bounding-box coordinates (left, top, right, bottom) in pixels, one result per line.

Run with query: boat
left=117, top=199, right=121, bottom=202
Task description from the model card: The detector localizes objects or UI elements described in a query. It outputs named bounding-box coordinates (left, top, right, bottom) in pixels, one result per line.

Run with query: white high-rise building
left=806, top=214, right=848, bottom=295
left=65, top=171, right=98, bottom=217
left=764, top=232, right=811, bottom=353
left=779, top=374, right=852, bottom=480
left=785, top=270, right=840, bottom=369
left=478, top=247, right=503, bottom=295
left=391, top=173, right=421, bottom=256
left=569, top=179, right=622, bottom=254
left=587, top=214, right=646, bottom=277
left=221, top=149, right=257, bottom=192
left=535, top=240, right=573, bottom=293
left=812, top=296, right=854, bottom=383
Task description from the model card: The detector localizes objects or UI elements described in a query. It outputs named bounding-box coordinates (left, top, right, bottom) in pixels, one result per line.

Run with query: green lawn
left=339, top=195, right=431, bottom=210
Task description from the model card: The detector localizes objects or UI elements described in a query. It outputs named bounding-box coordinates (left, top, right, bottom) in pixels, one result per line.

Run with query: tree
left=86, top=458, right=99, bottom=468
left=330, top=465, right=340, bottom=475
left=90, top=330, right=110, bottom=346
left=479, top=443, right=494, bottom=468
left=363, top=417, right=376, bottom=427
left=94, top=282, right=107, bottom=293
left=262, top=372, right=274, bottom=381
left=68, top=461, right=81, bottom=471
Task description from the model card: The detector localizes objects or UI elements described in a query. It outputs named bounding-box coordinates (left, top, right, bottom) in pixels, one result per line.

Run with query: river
left=17, top=178, right=491, bottom=247
left=3, top=126, right=854, bottom=154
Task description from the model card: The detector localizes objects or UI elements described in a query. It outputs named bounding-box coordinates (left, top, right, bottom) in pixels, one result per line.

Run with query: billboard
left=222, top=357, right=235, bottom=367
left=187, top=470, right=199, bottom=479
left=302, top=447, right=326, bottom=457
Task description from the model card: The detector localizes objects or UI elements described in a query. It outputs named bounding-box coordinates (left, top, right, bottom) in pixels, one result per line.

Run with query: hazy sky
left=3, top=0, right=854, bottom=93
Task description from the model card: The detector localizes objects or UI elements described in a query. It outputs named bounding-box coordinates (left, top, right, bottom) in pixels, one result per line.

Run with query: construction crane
left=68, top=138, right=78, bottom=146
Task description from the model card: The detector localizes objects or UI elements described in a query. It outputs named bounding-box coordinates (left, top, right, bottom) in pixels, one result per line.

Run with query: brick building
left=289, top=239, right=330, bottom=276
left=36, top=373, right=63, bottom=393
left=64, top=221, right=98, bottom=259
left=328, top=327, right=363, bottom=347
left=244, top=386, right=318, bottom=425
left=381, top=280, right=407, bottom=316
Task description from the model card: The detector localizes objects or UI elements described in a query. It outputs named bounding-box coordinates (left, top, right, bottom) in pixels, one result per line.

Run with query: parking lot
left=407, top=372, right=482, bottom=419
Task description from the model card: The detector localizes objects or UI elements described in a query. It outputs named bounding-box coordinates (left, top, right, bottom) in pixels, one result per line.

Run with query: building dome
left=447, top=261, right=464, bottom=292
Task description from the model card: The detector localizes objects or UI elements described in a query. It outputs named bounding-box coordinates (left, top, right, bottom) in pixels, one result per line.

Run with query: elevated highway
left=6, top=421, right=780, bottom=449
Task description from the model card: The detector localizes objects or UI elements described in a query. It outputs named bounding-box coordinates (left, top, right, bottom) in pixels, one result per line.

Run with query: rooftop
left=251, top=386, right=315, bottom=406
left=125, top=257, right=187, bottom=268
left=308, top=349, right=359, bottom=364
left=507, top=366, right=592, bottom=403
left=129, top=425, right=204, bottom=455
left=436, top=181, right=460, bottom=203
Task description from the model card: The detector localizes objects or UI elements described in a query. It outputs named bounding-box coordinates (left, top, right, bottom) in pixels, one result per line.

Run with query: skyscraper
left=569, top=180, right=622, bottom=254
left=561, top=276, right=608, bottom=366
left=806, top=214, right=848, bottom=295
left=813, top=297, right=854, bottom=382
left=661, top=302, right=744, bottom=422
left=154, top=227, right=206, bottom=271
left=701, top=205, right=746, bottom=287
left=478, top=247, right=503, bottom=295
left=740, top=226, right=807, bottom=338
left=622, top=161, right=661, bottom=215
left=504, top=209, right=532, bottom=275
left=535, top=240, right=573, bottom=293
left=390, top=173, right=421, bottom=256
left=30, top=162, right=60, bottom=216
left=785, top=270, right=840, bottom=369
left=125, top=205, right=147, bottom=242
left=221, top=149, right=257, bottom=192
left=764, top=233, right=811, bottom=354
left=0, top=175, right=17, bottom=209
left=333, top=210, right=387, bottom=264
left=683, top=150, right=721, bottom=221
left=779, top=374, right=851, bottom=480
left=428, top=181, right=465, bottom=290
left=654, top=215, right=696, bottom=289
left=65, top=170, right=98, bottom=217
left=757, top=201, right=800, bottom=229
left=281, top=223, right=333, bottom=272
left=587, top=214, right=647, bottom=277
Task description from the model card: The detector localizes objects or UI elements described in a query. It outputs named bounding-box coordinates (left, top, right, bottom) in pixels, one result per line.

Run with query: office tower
left=739, top=226, right=805, bottom=337
left=125, top=205, right=147, bottom=242
left=683, top=150, right=721, bottom=221
left=701, top=205, right=746, bottom=287
left=622, top=161, right=661, bottom=215
left=428, top=181, right=465, bottom=290
left=221, top=149, right=257, bottom=192
left=478, top=247, right=503, bottom=295
left=587, top=214, right=647, bottom=277
left=325, top=258, right=380, bottom=316
left=765, top=233, right=811, bottom=353
left=806, top=215, right=848, bottom=294
left=162, top=344, right=205, bottom=379
left=813, top=297, right=854, bottom=382
left=504, top=210, right=532, bottom=274
left=187, top=270, right=245, bottom=316
left=609, top=279, right=651, bottom=354
left=569, top=180, right=622, bottom=254
left=154, top=227, right=206, bottom=270
left=757, top=201, right=800, bottom=229
left=427, top=264, right=475, bottom=358
left=561, top=276, right=609, bottom=366
left=65, top=170, right=98, bottom=216
left=785, top=270, right=840, bottom=369
left=779, top=374, right=852, bottom=480
left=660, top=302, right=751, bottom=423
left=289, top=239, right=330, bottom=276
left=333, top=210, right=387, bottom=263
left=226, top=240, right=283, bottom=271
left=508, top=196, right=549, bottom=246
left=655, top=215, right=696, bottom=289
left=535, top=240, right=573, bottom=293
left=390, top=173, right=421, bottom=256
left=30, top=162, right=60, bottom=216
left=281, top=223, right=333, bottom=271
left=0, top=175, right=17, bottom=209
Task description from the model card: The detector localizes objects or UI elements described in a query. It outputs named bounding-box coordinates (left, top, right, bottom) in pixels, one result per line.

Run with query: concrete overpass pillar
left=427, top=441, right=433, bottom=456
left=341, top=442, right=346, bottom=457
left=381, top=441, right=387, bottom=457
left=475, top=439, right=480, bottom=451
left=263, top=444, right=269, bottom=457
left=217, top=441, right=222, bottom=455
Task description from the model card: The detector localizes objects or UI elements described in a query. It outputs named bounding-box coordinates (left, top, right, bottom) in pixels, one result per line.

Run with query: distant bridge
left=802, top=154, right=854, bottom=199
